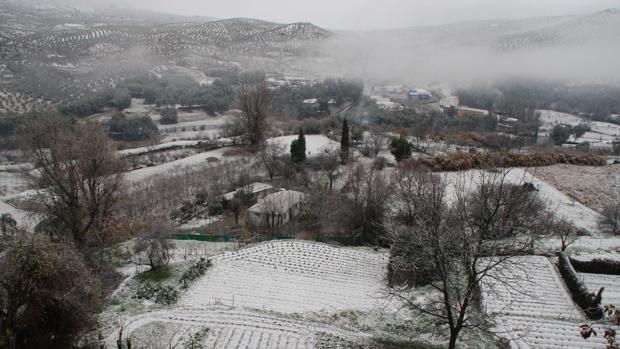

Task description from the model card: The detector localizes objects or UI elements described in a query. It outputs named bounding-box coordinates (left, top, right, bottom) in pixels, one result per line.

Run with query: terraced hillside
left=106, top=240, right=391, bottom=348
left=482, top=256, right=606, bottom=348
left=182, top=240, right=390, bottom=313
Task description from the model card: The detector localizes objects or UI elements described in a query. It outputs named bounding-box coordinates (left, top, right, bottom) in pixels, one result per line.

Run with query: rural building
left=222, top=182, right=273, bottom=202
left=408, top=88, right=434, bottom=102
left=373, top=85, right=405, bottom=94
left=247, top=189, right=306, bottom=228
left=456, top=106, right=490, bottom=118
left=370, top=95, right=404, bottom=111
left=439, top=96, right=459, bottom=109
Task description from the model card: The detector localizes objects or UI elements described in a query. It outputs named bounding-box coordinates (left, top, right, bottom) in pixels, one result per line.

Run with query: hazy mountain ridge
left=0, top=2, right=332, bottom=59
left=495, top=8, right=620, bottom=50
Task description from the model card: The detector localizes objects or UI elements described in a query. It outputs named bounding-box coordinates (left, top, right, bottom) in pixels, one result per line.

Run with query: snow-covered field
left=482, top=256, right=581, bottom=321
left=482, top=256, right=606, bottom=348
left=268, top=135, right=339, bottom=157
left=105, top=240, right=392, bottom=348
left=107, top=306, right=368, bottom=349
left=537, top=109, right=620, bottom=148
left=579, top=272, right=620, bottom=306
left=125, top=147, right=244, bottom=183
left=118, top=141, right=200, bottom=156
left=538, top=110, right=584, bottom=127
left=158, top=116, right=230, bottom=142
left=181, top=240, right=391, bottom=313
left=0, top=171, right=29, bottom=196
left=441, top=168, right=603, bottom=234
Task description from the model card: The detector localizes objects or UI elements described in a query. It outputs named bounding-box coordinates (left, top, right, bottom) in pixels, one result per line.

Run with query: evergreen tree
left=340, top=119, right=350, bottom=162
left=390, top=135, right=413, bottom=162
left=291, top=128, right=307, bottom=163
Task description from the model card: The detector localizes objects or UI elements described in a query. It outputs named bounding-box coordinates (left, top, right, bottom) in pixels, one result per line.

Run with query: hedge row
left=557, top=252, right=604, bottom=320
left=570, top=257, right=620, bottom=275
left=414, top=151, right=607, bottom=172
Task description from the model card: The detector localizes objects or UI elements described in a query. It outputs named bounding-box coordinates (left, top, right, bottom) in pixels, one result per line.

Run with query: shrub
left=183, top=327, right=210, bottom=349
left=389, top=136, right=413, bottom=162
left=557, top=252, right=603, bottom=320
left=153, top=285, right=179, bottom=305
left=159, top=107, right=178, bottom=124
left=106, top=113, right=159, bottom=141
left=134, top=283, right=179, bottom=305
left=134, top=282, right=158, bottom=300
left=370, top=337, right=445, bottom=349
left=601, top=202, right=620, bottom=235
left=570, top=257, right=620, bottom=275
left=179, top=259, right=212, bottom=290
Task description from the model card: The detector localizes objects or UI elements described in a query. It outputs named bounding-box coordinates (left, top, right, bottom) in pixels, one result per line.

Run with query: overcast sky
left=111, top=0, right=620, bottom=30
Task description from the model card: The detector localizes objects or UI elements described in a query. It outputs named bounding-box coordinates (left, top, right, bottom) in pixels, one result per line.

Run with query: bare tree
left=310, top=146, right=341, bottom=191
left=236, top=72, right=271, bottom=148
left=391, top=161, right=439, bottom=226
left=255, top=141, right=285, bottom=182
left=602, top=202, right=620, bottom=235
left=388, top=170, right=554, bottom=349
left=131, top=221, right=176, bottom=271
left=547, top=215, right=579, bottom=251
left=342, top=162, right=393, bottom=245
left=21, top=113, right=125, bottom=251
left=363, top=128, right=388, bottom=158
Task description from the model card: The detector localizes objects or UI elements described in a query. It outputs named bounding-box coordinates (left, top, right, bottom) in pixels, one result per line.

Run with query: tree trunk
left=448, top=327, right=460, bottom=349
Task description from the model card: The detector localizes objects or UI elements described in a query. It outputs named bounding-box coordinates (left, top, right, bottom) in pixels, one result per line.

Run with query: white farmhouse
left=247, top=189, right=306, bottom=228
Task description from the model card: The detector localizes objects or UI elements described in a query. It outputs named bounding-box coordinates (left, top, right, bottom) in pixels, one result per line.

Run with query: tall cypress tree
left=340, top=119, right=350, bottom=162
left=291, top=128, right=306, bottom=163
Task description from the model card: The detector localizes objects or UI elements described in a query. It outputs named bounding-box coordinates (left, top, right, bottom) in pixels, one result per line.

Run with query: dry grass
left=413, top=151, right=607, bottom=172
left=528, top=164, right=620, bottom=213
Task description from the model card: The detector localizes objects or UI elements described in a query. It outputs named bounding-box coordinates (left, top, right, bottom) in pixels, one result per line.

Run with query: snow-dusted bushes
left=570, top=257, right=620, bottom=275
left=134, top=283, right=179, bottom=305
left=179, top=258, right=212, bottom=290
left=557, top=252, right=604, bottom=320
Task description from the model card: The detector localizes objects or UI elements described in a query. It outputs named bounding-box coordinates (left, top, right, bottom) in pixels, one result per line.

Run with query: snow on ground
left=106, top=306, right=369, bottom=349
left=482, top=256, right=582, bottom=321
left=124, top=98, right=152, bottom=114
left=591, top=121, right=620, bottom=136
left=181, top=240, right=392, bottom=313
left=158, top=118, right=230, bottom=131
left=579, top=272, right=620, bottom=306
left=0, top=198, right=35, bottom=230
left=537, top=109, right=620, bottom=148
left=106, top=240, right=391, bottom=348
left=160, top=130, right=221, bottom=142
left=509, top=169, right=603, bottom=235
left=125, top=147, right=244, bottom=183
left=482, top=256, right=605, bottom=348
left=268, top=135, right=339, bottom=157
left=0, top=170, right=29, bottom=197
left=538, top=110, right=584, bottom=127
left=177, top=216, right=222, bottom=230
left=118, top=141, right=200, bottom=156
